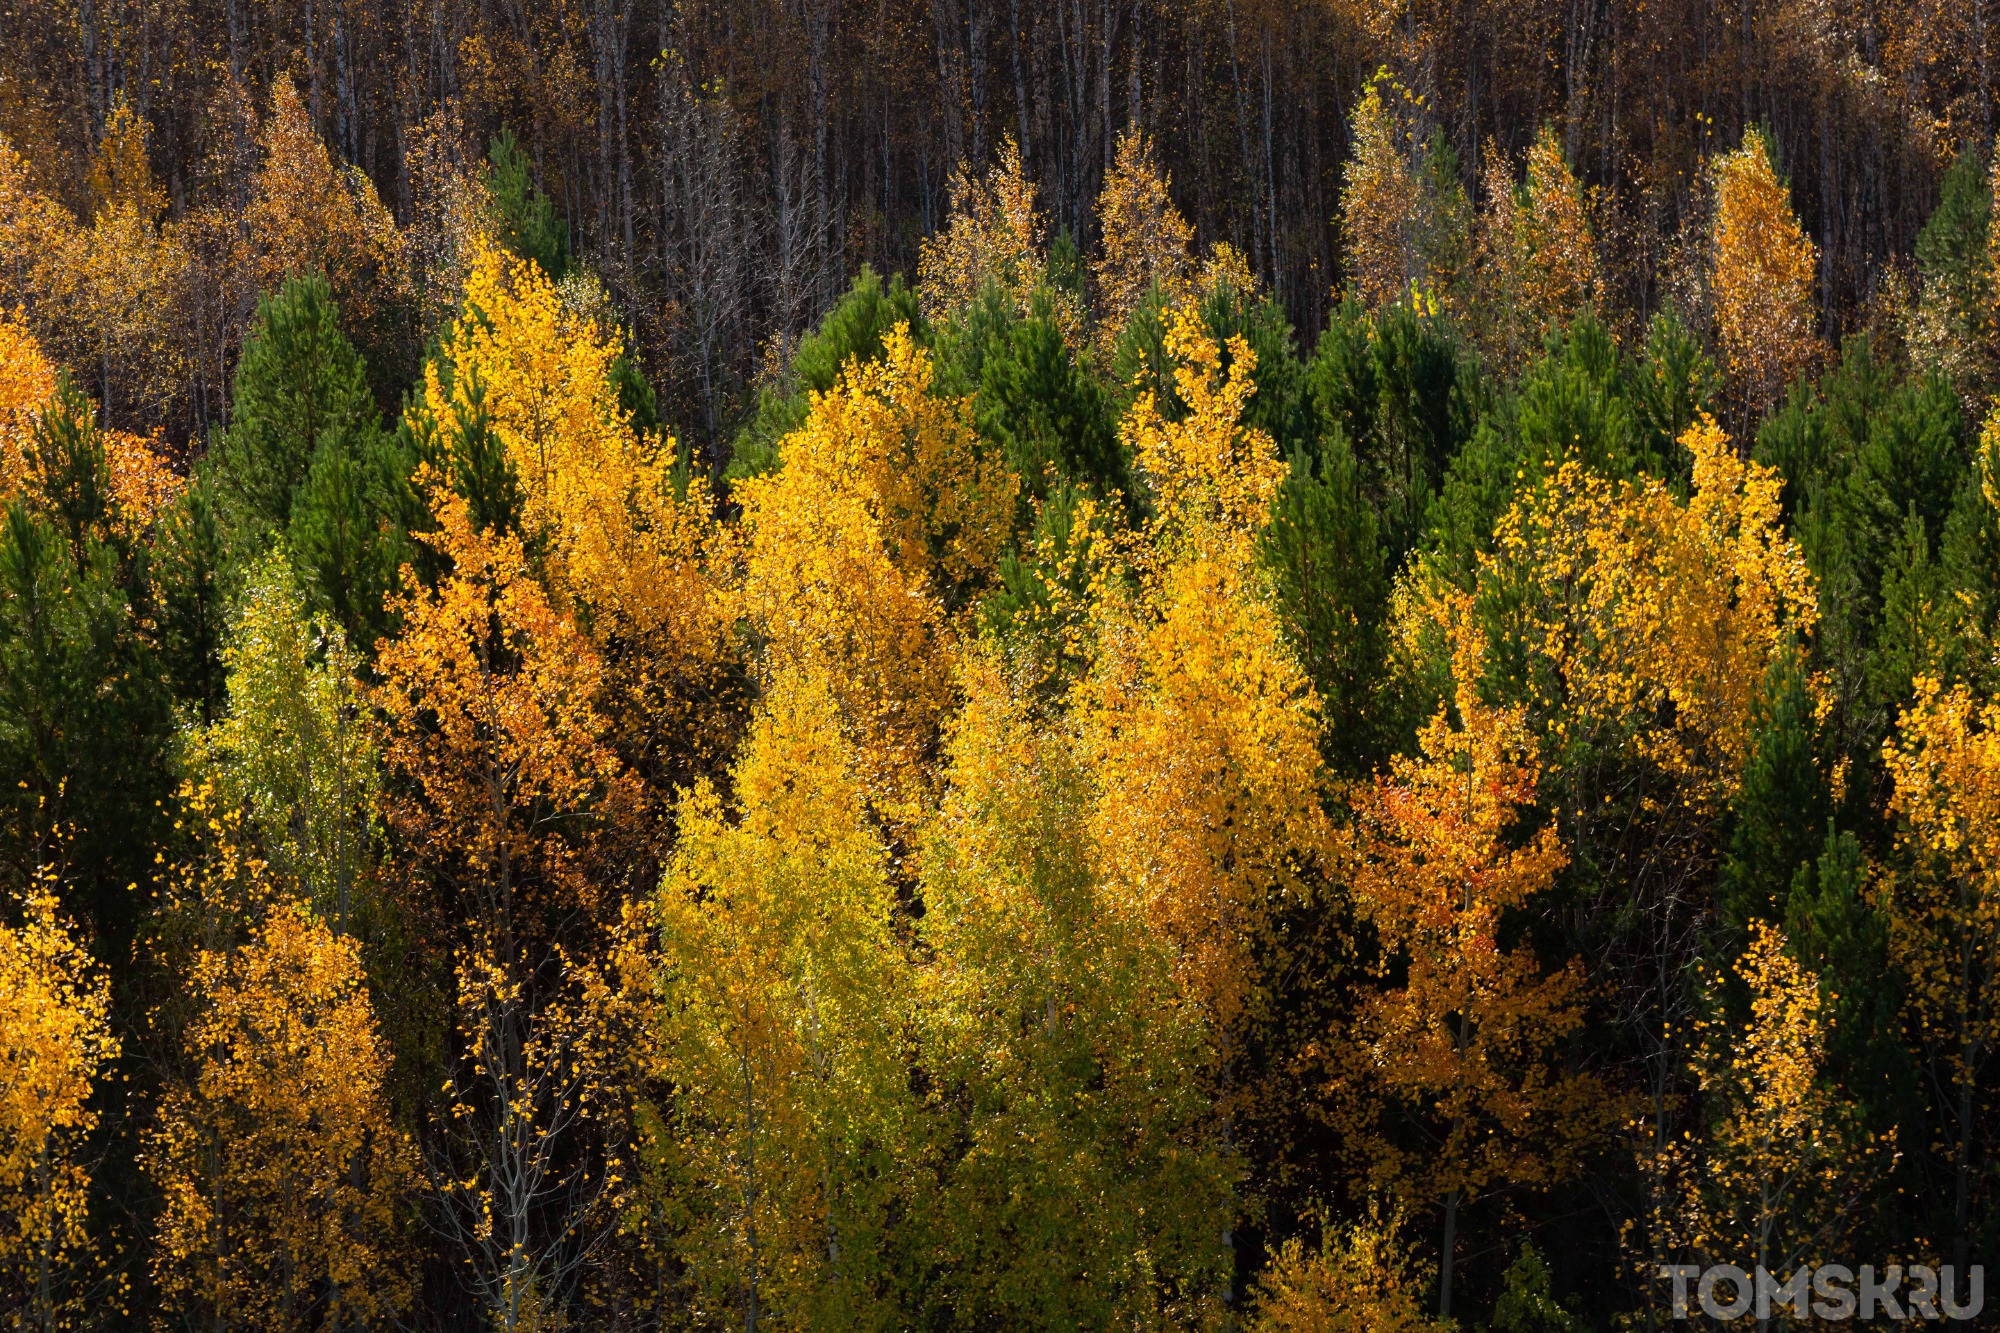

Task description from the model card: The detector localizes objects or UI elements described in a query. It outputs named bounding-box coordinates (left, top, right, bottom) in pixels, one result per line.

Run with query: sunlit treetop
left=1712, top=128, right=1820, bottom=414
left=919, top=138, right=1054, bottom=324
left=1122, top=303, right=1287, bottom=572
left=1093, top=129, right=1196, bottom=346
left=427, top=238, right=719, bottom=654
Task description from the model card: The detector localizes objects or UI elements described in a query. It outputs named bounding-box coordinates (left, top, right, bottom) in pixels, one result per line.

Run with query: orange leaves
left=0, top=312, right=55, bottom=499
left=1339, top=595, right=1602, bottom=1206
left=1712, top=129, right=1821, bottom=413
left=245, top=80, right=410, bottom=337
left=374, top=483, right=620, bottom=884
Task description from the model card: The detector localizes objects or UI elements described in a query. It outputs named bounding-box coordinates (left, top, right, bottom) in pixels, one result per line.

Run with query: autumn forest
left=0, top=0, right=1996, bottom=1327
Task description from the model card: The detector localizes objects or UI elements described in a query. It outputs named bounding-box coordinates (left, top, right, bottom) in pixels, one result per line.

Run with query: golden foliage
left=734, top=321, right=1010, bottom=806
left=1459, top=415, right=1822, bottom=810
left=1093, top=128, right=1195, bottom=345
left=374, top=482, right=623, bottom=914
left=1689, top=922, right=1881, bottom=1274
left=636, top=665, right=909, bottom=1329
left=0, top=317, right=181, bottom=532
left=84, top=99, right=164, bottom=221
left=1248, top=1208, right=1449, bottom=1333
left=0, top=884, right=117, bottom=1318
left=915, top=648, right=1232, bottom=1323
left=149, top=901, right=414, bottom=1329
left=918, top=138, right=1047, bottom=322
left=431, top=239, right=717, bottom=649
left=34, top=107, right=191, bottom=424
left=1882, top=673, right=2000, bottom=1196
left=1477, top=126, right=1599, bottom=372
left=0, top=136, right=74, bottom=317
left=1340, top=79, right=1419, bottom=312
left=1712, top=128, right=1821, bottom=413
left=1087, top=303, right=1325, bottom=1040
left=0, top=312, right=56, bottom=500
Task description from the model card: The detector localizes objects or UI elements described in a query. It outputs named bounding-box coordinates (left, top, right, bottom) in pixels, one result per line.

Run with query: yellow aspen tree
left=49, top=101, right=188, bottom=427
left=1712, top=128, right=1821, bottom=418
left=1477, top=126, right=1600, bottom=375
left=244, top=79, right=410, bottom=342
left=636, top=665, right=911, bottom=1332
left=374, top=483, right=630, bottom=1331
left=1882, top=675, right=2000, bottom=1273
left=0, top=135, right=76, bottom=319
left=0, top=313, right=56, bottom=499
left=917, top=137, right=1051, bottom=323
left=916, top=647, right=1233, bottom=1327
left=1340, top=79, right=1419, bottom=312
left=1441, top=416, right=1822, bottom=813
left=1087, top=301, right=1327, bottom=1060
left=1340, top=594, right=1610, bottom=1320
left=733, top=321, right=1012, bottom=809
left=1248, top=1207, right=1449, bottom=1333
left=0, top=882, right=117, bottom=1328
left=1690, top=922, right=1885, bottom=1285
left=1092, top=128, right=1195, bottom=347
left=429, top=239, right=714, bottom=636
left=148, top=900, right=414, bottom=1331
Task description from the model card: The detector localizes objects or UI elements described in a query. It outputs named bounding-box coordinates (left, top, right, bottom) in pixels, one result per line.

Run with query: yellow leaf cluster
left=0, top=888, right=116, bottom=1300
left=733, top=322, right=1008, bottom=807
left=1123, top=304, right=1287, bottom=571
left=640, top=665, right=908, bottom=1328
left=1087, top=303, right=1325, bottom=1040
left=1093, top=129, right=1195, bottom=347
left=1690, top=922, right=1876, bottom=1274
left=1712, top=129, right=1821, bottom=413
left=917, top=138, right=1048, bottom=323
left=1476, top=415, right=1821, bottom=809
left=1882, top=676, right=2000, bottom=1105
left=431, top=238, right=717, bottom=652
left=1249, top=1208, right=1448, bottom=1333
left=149, top=901, right=413, bottom=1329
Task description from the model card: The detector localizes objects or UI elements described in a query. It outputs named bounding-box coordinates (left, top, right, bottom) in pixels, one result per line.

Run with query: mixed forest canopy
left=0, top=0, right=1998, bottom=1329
